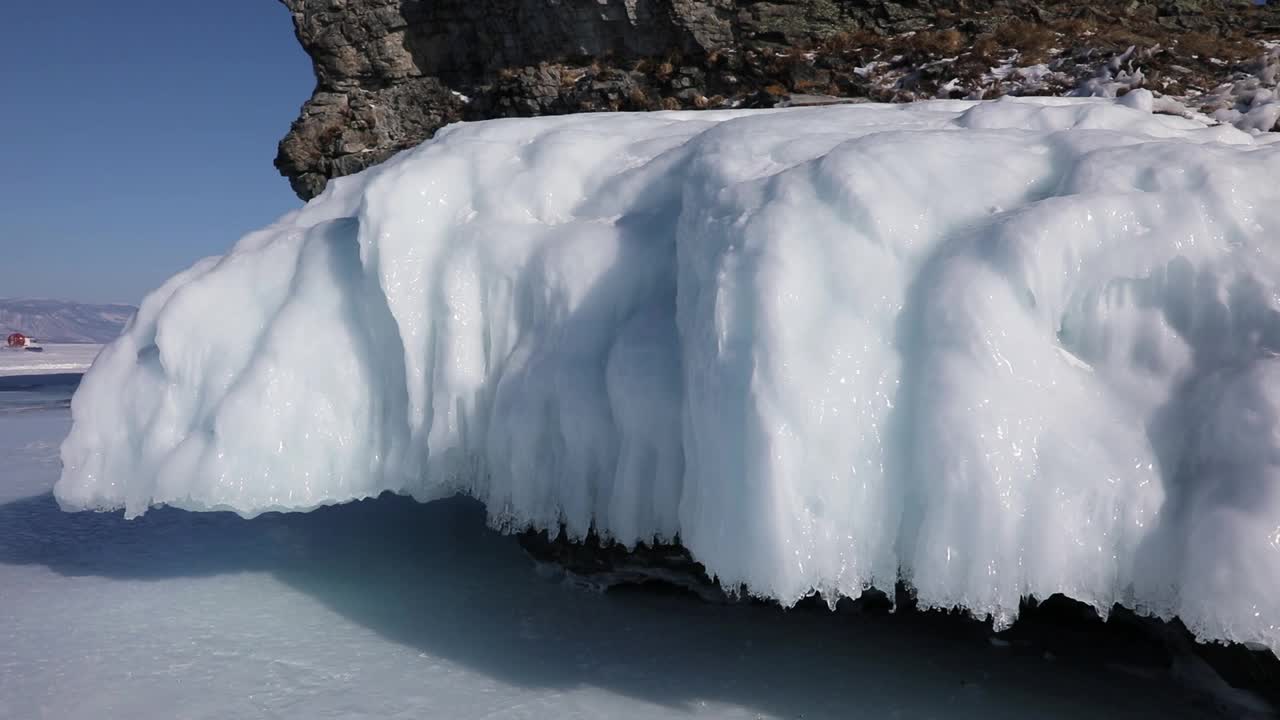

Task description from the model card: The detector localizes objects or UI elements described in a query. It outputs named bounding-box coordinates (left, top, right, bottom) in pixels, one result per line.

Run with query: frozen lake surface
left=0, top=384, right=1246, bottom=719
left=0, top=344, right=100, bottom=384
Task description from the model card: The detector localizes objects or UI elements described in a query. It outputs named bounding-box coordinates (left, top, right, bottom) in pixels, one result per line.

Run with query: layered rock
left=277, top=0, right=1280, bottom=199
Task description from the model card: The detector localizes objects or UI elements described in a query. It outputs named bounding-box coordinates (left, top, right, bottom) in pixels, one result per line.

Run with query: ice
left=0, top=343, right=102, bottom=379
left=56, top=97, right=1280, bottom=653
left=1169, top=43, right=1280, bottom=134
left=1, top=406, right=1235, bottom=719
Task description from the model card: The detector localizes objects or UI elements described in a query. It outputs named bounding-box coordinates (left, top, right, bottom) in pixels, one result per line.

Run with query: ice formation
left=57, top=96, right=1280, bottom=652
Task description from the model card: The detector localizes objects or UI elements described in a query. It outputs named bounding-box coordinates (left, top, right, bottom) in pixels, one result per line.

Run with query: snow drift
left=57, top=95, right=1280, bottom=653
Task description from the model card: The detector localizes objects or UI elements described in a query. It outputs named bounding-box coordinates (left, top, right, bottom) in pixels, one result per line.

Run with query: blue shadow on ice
left=0, top=487, right=1223, bottom=720
left=0, top=373, right=82, bottom=390
left=0, top=374, right=79, bottom=413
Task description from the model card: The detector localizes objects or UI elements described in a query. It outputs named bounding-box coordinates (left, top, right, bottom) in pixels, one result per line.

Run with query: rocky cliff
left=277, top=0, right=1280, bottom=199
left=266, top=3, right=1280, bottom=702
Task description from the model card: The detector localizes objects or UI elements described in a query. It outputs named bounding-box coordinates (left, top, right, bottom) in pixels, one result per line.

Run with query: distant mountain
left=0, top=298, right=136, bottom=344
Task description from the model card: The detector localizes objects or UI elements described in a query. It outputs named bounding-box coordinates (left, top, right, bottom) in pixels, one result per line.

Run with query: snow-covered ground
left=823, top=33, right=1280, bottom=134
left=54, top=97, right=1280, bottom=656
left=0, top=344, right=101, bottom=379
left=0, top=400, right=1249, bottom=719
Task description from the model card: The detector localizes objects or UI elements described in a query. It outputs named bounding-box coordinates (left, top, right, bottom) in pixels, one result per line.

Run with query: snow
left=1073, top=43, right=1280, bottom=134
left=55, top=98, right=1280, bottom=654
left=1187, top=43, right=1280, bottom=132
left=0, top=402, right=1251, bottom=719
left=0, top=344, right=101, bottom=379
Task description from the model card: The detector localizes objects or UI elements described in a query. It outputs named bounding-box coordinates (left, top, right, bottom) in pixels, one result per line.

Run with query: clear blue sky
left=0, top=1, right=313, bottom=304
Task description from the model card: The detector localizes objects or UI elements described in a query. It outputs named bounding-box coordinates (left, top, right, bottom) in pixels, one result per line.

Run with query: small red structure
left=6, top=333, right=26, bottom=349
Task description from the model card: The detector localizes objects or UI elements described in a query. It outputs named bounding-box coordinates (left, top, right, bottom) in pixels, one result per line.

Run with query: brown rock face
left=277, top=0, right=1280, bottom=198
left=276, top=0, right=735, bottom=198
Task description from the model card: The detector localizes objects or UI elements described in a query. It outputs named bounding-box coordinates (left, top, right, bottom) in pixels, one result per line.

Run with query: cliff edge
left=276, top=0, right=1279, bottom=199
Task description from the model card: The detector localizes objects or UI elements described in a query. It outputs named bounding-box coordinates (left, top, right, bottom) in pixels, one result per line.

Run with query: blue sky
left=0, top=1, right=313, bottom=304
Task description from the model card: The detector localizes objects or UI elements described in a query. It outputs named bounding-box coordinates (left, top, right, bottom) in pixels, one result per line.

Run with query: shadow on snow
left=0, top=489, right=1214, bottom=720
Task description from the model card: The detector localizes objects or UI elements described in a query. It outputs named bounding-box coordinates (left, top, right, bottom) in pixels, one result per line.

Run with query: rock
left=264, top=3, right=1280, bottom=703
left=276, top=0, right=1280, bottom=198
left=275, top=75, right=464, bottom=199
left=516, top=528, right=732, bottom=603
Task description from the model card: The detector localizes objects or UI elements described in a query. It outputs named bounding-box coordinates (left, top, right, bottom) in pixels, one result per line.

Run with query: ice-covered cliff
left=61, top=97, right=1280, bottom=654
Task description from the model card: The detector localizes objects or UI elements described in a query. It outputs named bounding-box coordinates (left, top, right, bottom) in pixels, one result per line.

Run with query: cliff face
left=276, top=0, right=730, bottom=199
left=277, top=0, right=1280, bottom=199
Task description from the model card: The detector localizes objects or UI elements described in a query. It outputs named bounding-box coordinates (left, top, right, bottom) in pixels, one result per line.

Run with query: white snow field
left=56, top=95, right=1280, bottom=655
left=0, top=344, right=101, bottom=379
left=0, top=403, right=1251, bottom=719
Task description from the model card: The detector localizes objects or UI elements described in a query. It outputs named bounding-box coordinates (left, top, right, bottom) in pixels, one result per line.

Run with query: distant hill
left=0, top=298, right=136, bottom=344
